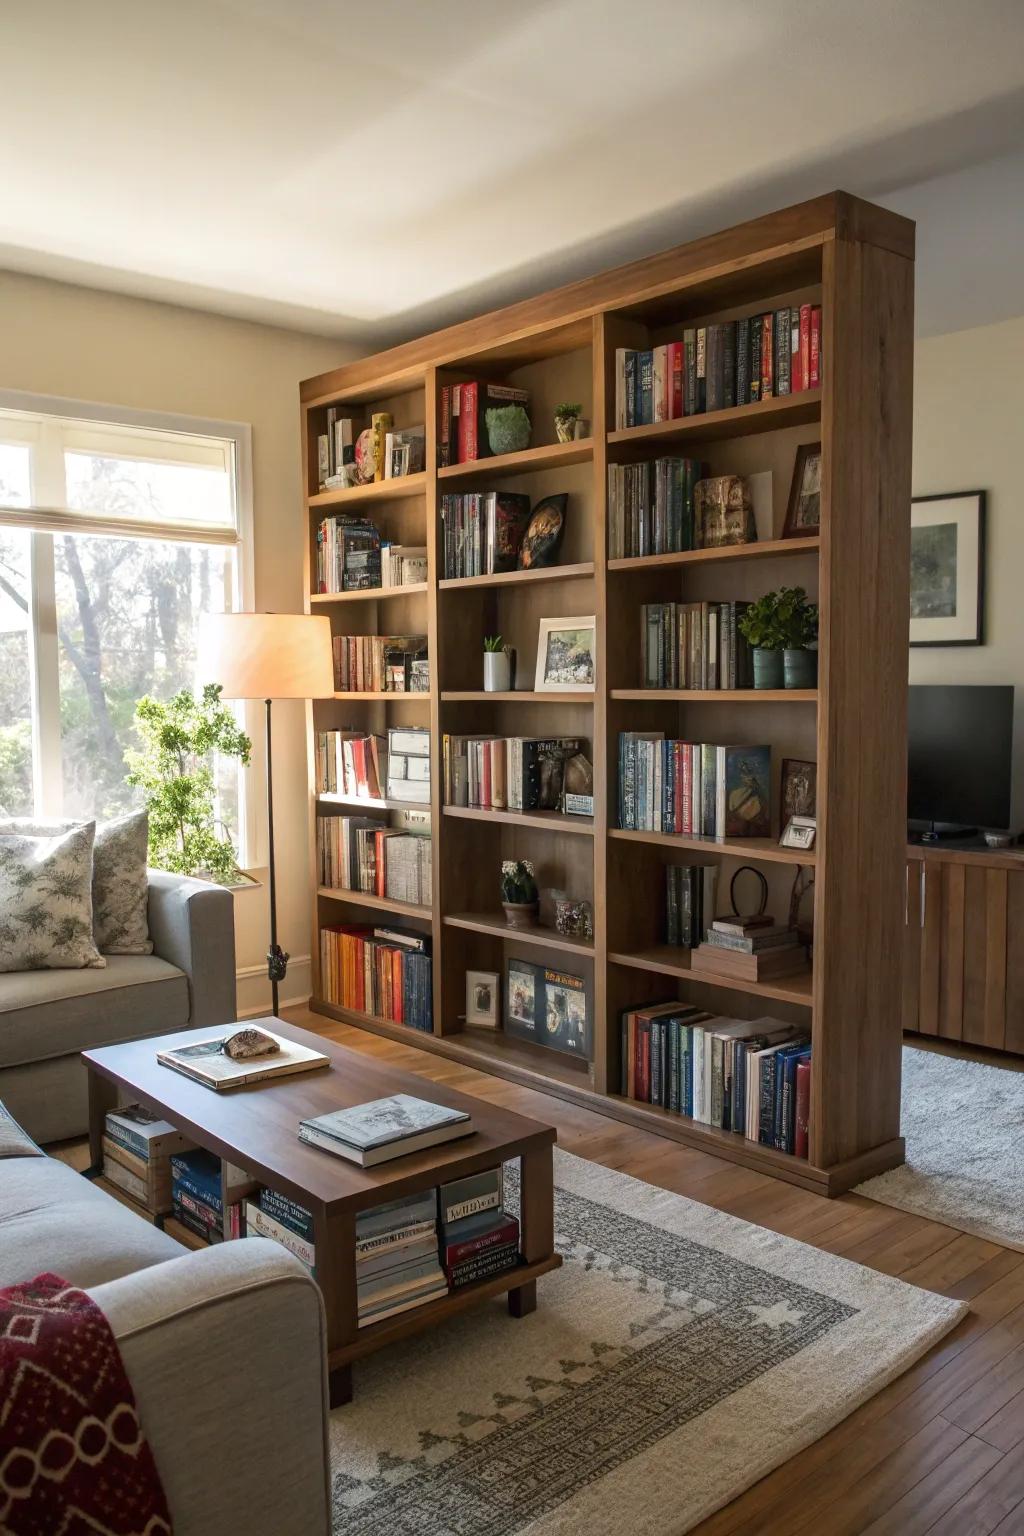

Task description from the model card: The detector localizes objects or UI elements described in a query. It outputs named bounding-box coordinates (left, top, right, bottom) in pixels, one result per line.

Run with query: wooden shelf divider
left=300, top=191, right=914, bottom=1197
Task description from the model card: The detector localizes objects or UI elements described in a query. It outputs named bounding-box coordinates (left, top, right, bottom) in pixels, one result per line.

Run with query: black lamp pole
left=265, top=696, right=289, bottom=1016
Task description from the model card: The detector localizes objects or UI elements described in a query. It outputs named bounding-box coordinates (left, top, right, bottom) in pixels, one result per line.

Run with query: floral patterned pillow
left=0, top=823, right=105, bottom=972
left=0, top=813, right=152, bottom=956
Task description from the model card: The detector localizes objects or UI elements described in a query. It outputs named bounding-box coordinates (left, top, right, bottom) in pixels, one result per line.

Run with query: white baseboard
left=236, top=955, right=312, bottom=1019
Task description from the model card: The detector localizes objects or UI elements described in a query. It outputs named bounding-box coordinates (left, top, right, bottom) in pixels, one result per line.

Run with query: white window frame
left=0, top=389, right=262, bottom=867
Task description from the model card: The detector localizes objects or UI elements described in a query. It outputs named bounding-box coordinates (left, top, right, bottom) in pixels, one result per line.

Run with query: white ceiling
left=3, top=0, right=1024, bottom=345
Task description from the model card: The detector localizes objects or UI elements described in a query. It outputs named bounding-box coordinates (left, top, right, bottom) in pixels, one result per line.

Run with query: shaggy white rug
left=856, top=1045, right=1024, bottom=1250
left=329, top=1148, right=964, bottom=1535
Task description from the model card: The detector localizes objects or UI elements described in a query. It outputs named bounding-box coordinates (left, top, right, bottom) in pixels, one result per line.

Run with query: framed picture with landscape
left=910, top=491, right=985, bottom=646
left=783, top=442, right=822, bottom=537
left=534, top=615, right=596, bottom=692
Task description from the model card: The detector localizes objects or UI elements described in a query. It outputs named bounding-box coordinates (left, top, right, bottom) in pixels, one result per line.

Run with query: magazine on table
left=157, top=1031, right=330, bottom=1091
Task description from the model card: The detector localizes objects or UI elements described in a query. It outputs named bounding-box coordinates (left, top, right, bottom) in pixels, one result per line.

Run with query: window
left=0, top=395, right=253, bottom=858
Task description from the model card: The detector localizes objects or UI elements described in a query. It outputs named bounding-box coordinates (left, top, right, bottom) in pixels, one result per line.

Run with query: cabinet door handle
left=920, top=863, right=926, bottom=928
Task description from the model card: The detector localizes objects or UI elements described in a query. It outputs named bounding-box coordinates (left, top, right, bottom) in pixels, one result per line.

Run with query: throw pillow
left=0, top=812, right=152, bottom=955
left=0, top=823, right=105, bottom=972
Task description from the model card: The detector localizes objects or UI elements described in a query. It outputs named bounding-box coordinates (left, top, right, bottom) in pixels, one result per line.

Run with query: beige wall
left=0, top=269, right=349, bottom=1010
left=911, top=314, right=1024, bottom=829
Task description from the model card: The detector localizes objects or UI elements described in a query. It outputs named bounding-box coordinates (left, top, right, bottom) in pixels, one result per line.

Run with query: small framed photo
left=910, top=491, right=985, bottom=646
left=780, top=758, right=817, bottom=821
left=783, top=442, right=822, bottom=537
left=780, top=815, right=816, bottom=851
left=465, top=970, right=499, bottom=1029
left=534, top=615, right=596, bottom=692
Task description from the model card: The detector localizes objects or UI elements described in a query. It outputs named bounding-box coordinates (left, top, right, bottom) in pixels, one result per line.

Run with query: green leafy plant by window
left=124, top=684, right=252, bottom=883
left=738, top=586, right=819, bottom=651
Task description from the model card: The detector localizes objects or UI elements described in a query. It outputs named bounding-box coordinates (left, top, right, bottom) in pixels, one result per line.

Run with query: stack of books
left=442, top=735, right=585, bottom=812
left=613, top=305, right=822, bottom=429
left=665, top=864, right=718, bottom=949
left=640, top=601, right=753, bottom=690
left=298, top=1095, right=473, bottom=1167
left=439, top=382, right=530, bottom=466
left=380, top=544, right=427, bottom=587
left=332, top=634, right=428, bottom=694
left=620, top=1004, right=811, bottom=1156
left=440, top=491, right=532, bottom=578
left=319, top=924, right=432, bottom=1030
left=691, top=914, right=807, bottom=983
left=439, top=1169, right=520, bottom=1290
left=607, top=458, right=702, bottom=559
left=102, top=1105, right=194, bottom=1216
left=244, top=1189, right=316, bottom=1275
left=355, top=1191, right=448, bottom=1326
left=618, top=732, right=771, bottom=838
left=317, top=409, right=354, bottom=489
left=315, top=730, right=384, bottom=799
left=315, top=515, right=381, bottom=593
left=170, top=1148, right=224, bottom=1244
left=316, top=816, right=432, bottom=907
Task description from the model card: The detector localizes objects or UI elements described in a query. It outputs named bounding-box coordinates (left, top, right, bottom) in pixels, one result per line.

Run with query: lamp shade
left=197, top=612, right=334, bottom=700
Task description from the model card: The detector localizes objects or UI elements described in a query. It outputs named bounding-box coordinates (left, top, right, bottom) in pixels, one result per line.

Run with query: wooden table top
left=83, top=1018, right=556, bottom=1217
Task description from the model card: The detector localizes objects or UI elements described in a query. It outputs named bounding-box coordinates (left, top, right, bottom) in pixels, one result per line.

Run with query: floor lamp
left=199, top=612, right=334, bottom=1017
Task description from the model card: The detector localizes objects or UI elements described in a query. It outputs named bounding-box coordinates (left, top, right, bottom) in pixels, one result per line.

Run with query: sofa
left=0, top=1102, right=331, bottom=1534
left=0, top=870, right=237, bottom=1145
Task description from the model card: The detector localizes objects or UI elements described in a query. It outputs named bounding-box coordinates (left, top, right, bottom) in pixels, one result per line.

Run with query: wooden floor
left=287, top=1007, right=1024, bottom=1535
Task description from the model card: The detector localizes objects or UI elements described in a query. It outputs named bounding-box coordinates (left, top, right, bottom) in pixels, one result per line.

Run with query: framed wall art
left=910, top=491, right=985, bottom=647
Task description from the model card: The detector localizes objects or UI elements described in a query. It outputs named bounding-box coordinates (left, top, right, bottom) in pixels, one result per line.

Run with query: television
left=907, top=685, right=1014, bottom=835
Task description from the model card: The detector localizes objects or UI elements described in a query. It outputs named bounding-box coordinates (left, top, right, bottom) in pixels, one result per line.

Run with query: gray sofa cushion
left=0, top=1152, right=183, bottom=1288
left=0, top=1099, right=42, bottom=1157
left=0, top=954, right=189, bottom=1070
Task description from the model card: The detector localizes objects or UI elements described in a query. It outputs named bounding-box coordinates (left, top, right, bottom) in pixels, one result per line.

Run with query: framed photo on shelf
left=780, top=815, right=816, bottom=851
left=505, top=959, right=592, bottom=1059
left=910, top=491, right=985, bottom=646
left=465, top=970, right=499, bottom=1029
left=783, top=442, right=822, bottom=537
left=534, top=615, right=596, bottom=692
left=780, top=758, right=817, bottom=821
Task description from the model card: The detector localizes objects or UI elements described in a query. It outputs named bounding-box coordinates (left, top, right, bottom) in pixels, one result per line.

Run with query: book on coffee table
left=157, top=1030, right=330, bottom=1091
left=298, top=1093, right=473, bottom=1167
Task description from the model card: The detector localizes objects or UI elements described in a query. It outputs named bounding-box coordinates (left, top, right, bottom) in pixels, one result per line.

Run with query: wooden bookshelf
left=299, top=191, right=914, bottom=1197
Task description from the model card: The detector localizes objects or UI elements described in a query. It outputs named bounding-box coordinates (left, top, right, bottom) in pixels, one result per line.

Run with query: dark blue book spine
left=682, top=1028, right=693, bottom=1118
left=639, top=351, right=654, bottom=425
left=758, top=1056, right=776, bottom=1146
left=625, top=352, right=637, bottom=428
left=259, top=1188, right=314, bottom=1240
left=733, top=1043, right=747, bottom=1135
left=170, top=1158, right=222, bottom=1213
left=668, top=1020, right=680, bottom=1113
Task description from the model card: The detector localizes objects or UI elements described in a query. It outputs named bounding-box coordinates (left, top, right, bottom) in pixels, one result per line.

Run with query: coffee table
left=82, top=1018, right=560, bottom=1405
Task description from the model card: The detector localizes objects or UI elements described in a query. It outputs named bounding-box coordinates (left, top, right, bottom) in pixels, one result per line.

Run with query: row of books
left=620, top=1003, right=811, bottom=1157
left=618, top=732, right=770, bottom=839
left=170, top=1148, right=229, bottom=1245
left=440, top=491, right=532, bottom=579
left=607, top=458, right=702, bottom=560
left=332, top=633, right=429, bottom=694
left=613, top=304, right=822, bottom=430
left=319, top=924, right=433, bottom=1031
left=439, top=382, right=530, bottom=466
left=380, top=544, right=427, bottom=588
left=315, top=726, right=430, bottom=806
left=641, top=601, right=754, bottom=690
left=101, top=1105, right=195, bottom=1216
left=442, top=734, right=585, bottom=813
left=317, top=410, right=425, bottom=491
left=665, top=863, right=718, bottom=950
left=315, top=515, right=381, bottom=592
left=316, top=816, right=432, bottom=907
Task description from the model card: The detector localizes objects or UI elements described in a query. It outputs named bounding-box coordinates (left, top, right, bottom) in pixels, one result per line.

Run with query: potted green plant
left=483, top=634, right=512, bottom=692
left=501, top=858, right=539, bottom=928
left=738, top=586, right=818, bottom=690
left=554, top=402, right=582, bottom=443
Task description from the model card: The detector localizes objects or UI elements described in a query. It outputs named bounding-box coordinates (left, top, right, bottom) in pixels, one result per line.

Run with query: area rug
left=856, top=1044, right=1024, bottom=1250
left=329, top=1148, right=965, bottom=1535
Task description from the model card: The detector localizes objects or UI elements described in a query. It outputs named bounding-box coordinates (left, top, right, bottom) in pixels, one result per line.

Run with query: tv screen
left=908, top=685, right=1013, bottom=831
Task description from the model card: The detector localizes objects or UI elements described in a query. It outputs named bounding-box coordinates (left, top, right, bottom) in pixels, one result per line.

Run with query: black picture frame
left=910, top=490, right=986, bottom=648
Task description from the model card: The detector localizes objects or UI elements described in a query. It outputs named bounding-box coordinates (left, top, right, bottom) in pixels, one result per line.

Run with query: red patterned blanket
left=0, top=1272, right=172, bottom=1536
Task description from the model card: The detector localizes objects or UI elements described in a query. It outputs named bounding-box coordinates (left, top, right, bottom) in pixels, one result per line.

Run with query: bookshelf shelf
left=437, top=439, right=592, bottom=482
left=439, top=562, right=595, bottom=591
left=607, top=537, right=819, bottom=573
left=318, top=792, right=427, bottom=814
left=609, top=688, right=817, bottom=704
left=301, top=192, right=914, bottom=1196
left=444, top=805, right=595, bottom=836
left=608, top=946, right=813, bottom=1008
left=443, top=912, right=594, bottom=956
left=310, top=584, right=428, bottom=605
left=608, top=827, right=815, bottom=866
left=607, top=389, right=821, bottom=450
left=330, top=691, right=432, bottom=702
left=317, top=887, right=432, bottom=922
left=309, top=472, right=427, bottom=508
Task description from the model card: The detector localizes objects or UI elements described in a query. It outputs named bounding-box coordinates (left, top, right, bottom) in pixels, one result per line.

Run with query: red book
left=799, top=304, right=811, bottom=392
left=794, top=1059, right=811, bottom=1158
left=761, top=313, right=774, bottom=398
left=352, top=737, right=367, bottom=795
left=809, top=307, right=821, bottom=387
left=444, top=1215, right=520, bottom=1267
left=392, top=949, right=403, bottom=1022
left=790, top=310, right=803, bottom=393
left=636, top=1018, right=651, bottom=1102
left=457, top=381, right=478, bottom=462
left=668, top=341, right=684, bottom=418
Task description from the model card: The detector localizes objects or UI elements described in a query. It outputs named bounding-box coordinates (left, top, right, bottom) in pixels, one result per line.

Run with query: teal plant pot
left=783, top=647, right=818, bottom=689
left=752, top=647, right=784, bottom=689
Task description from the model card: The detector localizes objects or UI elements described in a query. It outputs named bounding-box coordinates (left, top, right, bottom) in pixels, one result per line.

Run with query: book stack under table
left=101, top=1105, right=195, bottom=1216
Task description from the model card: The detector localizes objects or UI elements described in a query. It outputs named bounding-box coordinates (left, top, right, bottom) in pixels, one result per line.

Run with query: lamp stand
left=265, top=697, right=289, bottom=1016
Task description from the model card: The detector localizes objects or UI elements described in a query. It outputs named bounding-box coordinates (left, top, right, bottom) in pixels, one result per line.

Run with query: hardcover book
left=298, top=1094, right=473, bottom=1167
left=157, top=1031, right=330, bottom=1092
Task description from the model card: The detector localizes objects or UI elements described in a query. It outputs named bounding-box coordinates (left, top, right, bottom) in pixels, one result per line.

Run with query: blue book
left=681, top=1025, right=694, bottom=1118
left=170, top=1149, right=222, bottom=1212
left=638, top=351, right=654, bottom=425
left=259, top=1188, right=314, bottom=1241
